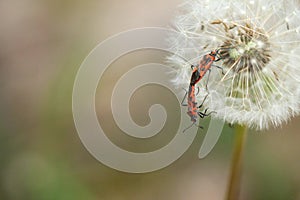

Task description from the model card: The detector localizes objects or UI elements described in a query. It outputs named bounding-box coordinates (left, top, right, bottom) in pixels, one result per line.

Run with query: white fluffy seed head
left=168, top=0, right=300, bottom=130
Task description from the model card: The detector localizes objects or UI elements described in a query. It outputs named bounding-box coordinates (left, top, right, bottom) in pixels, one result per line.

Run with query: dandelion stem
left=226, top=125, right=248, bottom=200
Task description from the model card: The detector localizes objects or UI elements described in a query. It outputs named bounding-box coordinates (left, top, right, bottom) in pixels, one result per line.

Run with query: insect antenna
left=182, top=122, right=204, bottom=133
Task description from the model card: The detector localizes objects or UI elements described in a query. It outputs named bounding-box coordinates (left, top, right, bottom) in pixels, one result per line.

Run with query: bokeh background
left=1, top=0, right=300, bottom=199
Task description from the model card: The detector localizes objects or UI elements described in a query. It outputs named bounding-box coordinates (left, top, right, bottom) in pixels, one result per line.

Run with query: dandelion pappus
left=181, top=49, right=225, bottom=132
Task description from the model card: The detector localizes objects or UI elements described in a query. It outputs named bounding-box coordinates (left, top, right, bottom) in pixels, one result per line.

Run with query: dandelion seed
left=168, top=0, right=300, bottom=130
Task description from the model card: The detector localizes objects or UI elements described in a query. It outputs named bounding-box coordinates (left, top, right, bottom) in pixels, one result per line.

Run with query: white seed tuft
left=168, top=0, right=300, bottom=130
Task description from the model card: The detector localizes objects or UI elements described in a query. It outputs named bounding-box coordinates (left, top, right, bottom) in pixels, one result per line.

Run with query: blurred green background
left=1, top=0, right=300, bottom=199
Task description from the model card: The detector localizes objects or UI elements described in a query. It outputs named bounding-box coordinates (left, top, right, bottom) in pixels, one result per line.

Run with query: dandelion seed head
left=168, top=0, right=300, bottom=130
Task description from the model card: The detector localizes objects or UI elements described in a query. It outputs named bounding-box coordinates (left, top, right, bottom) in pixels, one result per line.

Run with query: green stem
left=226, top=125, right=248, bottom=200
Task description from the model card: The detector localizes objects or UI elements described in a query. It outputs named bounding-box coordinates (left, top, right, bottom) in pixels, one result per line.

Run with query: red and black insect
left=181, top=49, right=224, bottom=132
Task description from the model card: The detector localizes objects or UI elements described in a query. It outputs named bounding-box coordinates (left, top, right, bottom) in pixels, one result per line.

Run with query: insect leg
left=181, top=88, right=188, bottom=106
left=212, top=64, right=225, bottom=75
left=205, top=69, right=211, bottom=92
left=197, top=93, right=209, bottom=109
left=195, top=86, right=200, bottom=96
left=198, top=108, right=217, bottom=118
left=195, top=124, right=204, bottom=129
